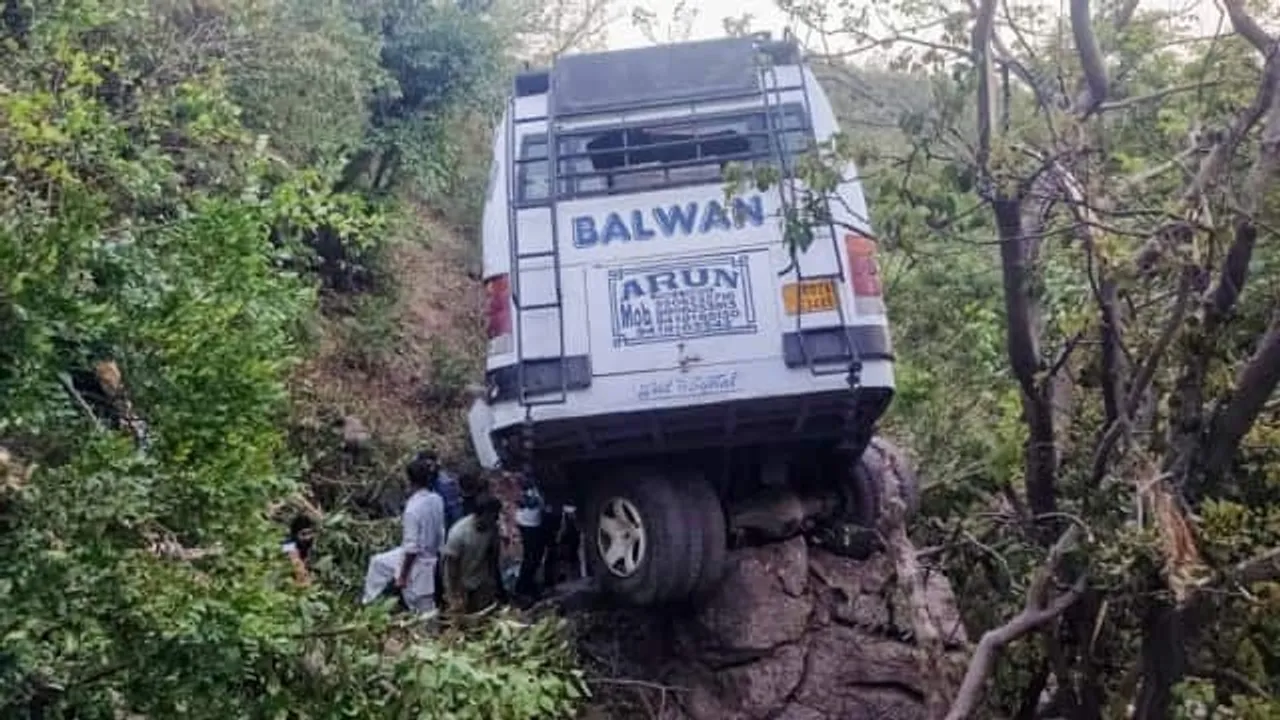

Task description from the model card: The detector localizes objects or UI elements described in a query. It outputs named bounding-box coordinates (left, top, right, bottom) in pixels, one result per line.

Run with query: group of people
left=281, top=447, right=580, bottom=617
left=359, top=449, right=507, bottom=615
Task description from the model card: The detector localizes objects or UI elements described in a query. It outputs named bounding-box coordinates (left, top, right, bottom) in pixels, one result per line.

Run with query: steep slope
left=294, top=213, right=483, bottom=455
left=286, top=207, right=487, bottom=518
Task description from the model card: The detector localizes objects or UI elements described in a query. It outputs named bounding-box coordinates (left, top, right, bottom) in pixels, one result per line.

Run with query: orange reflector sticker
left=782, top=280, right=839, bottom=315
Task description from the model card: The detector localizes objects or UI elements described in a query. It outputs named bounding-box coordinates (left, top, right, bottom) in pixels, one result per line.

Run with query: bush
left=1, top=2, right=584, bottom=717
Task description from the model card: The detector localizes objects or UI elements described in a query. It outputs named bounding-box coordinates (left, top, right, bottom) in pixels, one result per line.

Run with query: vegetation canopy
left=0, top=0, right=586, bottom=716
left=725, top=0, right=1280, bottom=716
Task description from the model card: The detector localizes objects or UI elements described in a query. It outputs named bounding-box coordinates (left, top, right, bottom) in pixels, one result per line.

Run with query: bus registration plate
left=782, top=280, right=838, bottom=315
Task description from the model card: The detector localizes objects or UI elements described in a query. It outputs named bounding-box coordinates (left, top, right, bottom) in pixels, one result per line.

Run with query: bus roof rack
left=549, top=36, right=762, bottom=117
left=512, top=34, right=805, bottom=106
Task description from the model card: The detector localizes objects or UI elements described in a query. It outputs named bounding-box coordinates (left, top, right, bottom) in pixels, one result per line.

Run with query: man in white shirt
left=361, top=452, right=446, bottom=613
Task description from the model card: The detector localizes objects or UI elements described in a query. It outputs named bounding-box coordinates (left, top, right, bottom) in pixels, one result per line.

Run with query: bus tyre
left=839, top=436, right=920, bottom=559
left=679, top=474, right=728, bottom=601
left=584, top=469, right=697, bottom=605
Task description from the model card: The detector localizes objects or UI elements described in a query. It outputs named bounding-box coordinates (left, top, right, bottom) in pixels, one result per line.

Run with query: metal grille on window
left=550, top=103, right=812, bottom=201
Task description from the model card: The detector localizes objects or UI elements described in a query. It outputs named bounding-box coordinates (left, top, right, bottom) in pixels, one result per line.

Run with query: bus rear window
left=551, top=103, right=810, bottom=200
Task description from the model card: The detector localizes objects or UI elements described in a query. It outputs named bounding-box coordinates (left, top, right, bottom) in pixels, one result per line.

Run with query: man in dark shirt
left=441, top=494, right=506, bottom=614
left=418, top=450, right=463, bottom=530
left=458, top=470, right=487, bottom=520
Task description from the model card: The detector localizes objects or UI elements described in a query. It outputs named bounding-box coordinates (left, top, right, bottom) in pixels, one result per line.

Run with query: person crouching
left=361, top=452, right=446, bottom=613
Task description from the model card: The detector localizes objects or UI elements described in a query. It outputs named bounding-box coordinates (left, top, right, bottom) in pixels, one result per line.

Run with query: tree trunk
left=1132, top=601, right=1187, bottom=720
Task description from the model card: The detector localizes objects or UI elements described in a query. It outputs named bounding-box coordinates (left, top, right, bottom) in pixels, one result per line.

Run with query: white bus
left=468, top=33, right=908, bottom=605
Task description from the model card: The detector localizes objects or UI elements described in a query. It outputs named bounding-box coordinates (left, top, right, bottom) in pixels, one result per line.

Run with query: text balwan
left=571, top=195, right=765, bottom=248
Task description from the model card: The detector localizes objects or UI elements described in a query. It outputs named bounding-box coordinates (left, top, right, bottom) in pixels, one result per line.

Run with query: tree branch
left=1220, top=0, right=1273, bottom=54
left=995, top=203, right=1040, bottom=398
left=1187, top=662, right=1270, bottom=699
left=1195, top=52, right=1280, bottom=481
left=1182, top=54, right=1278, bottom=205
left=1070, top=0, right=1109, bottom=113
left=1201, top=314, right=1280, bottom=478
left=1128, top=273, right=1193, bottom=419
left=1205, top=220, right=1258, bottom=325
left=973, top=0, right=999, bottom=174
left=1113, top=0, right=1142, bottom=31
left=1098, top=82, right=1223, bottom=113
left=992, top=168, right=1063, bottom=520
left=1227, top=545, right=1280, bottom=587
left=945, top=526, right=1086, bottom=720
left=1101, top=287, right=1127, bottom=421
left=1205, top=61, right=1280, bottom=323
left=1169, top=54, right=1280, bottom=486
left=56, top=372, right=104, bottom=430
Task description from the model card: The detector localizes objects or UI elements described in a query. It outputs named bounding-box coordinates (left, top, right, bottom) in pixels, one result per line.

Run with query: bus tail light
left=484, top=274, right=513, bottom=354
left=844, top=233, right=882, bottom=298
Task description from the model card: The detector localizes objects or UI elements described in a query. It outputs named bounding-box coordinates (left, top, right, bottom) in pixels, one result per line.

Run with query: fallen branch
left=146, top=536, right=224, bottom=562
left=56, top=372, right=104, bottom=430
left=944, top=526, right=1086, bottom=720
left=587, top=678, right=688, bottom=693
left=587, top=677, right=687, bottom=720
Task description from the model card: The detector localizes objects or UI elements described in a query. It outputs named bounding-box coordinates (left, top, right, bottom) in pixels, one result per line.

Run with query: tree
left=0, top=2, right=585, bottom=716
left=630, top=0, right=699, bottom=45
left=508, top=0, right=621, bottom=63
left=744, top=0, right=1280, bottom=716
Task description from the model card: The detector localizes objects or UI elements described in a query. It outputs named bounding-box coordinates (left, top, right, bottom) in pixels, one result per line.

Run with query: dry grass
left=291, top=205, right=486, bottom=471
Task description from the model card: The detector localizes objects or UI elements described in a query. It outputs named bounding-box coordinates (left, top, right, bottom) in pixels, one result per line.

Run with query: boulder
left=574, top=536, right=968, bottom=720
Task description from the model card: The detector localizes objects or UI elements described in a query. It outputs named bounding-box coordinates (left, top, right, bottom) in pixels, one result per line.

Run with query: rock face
left=575, top=536, right=968, bottom=720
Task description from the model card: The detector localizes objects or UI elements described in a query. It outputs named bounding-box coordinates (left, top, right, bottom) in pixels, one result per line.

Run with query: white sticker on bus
left=636, top=371, right=740, bottom=402
left=607, top=253, right=758, bottom=347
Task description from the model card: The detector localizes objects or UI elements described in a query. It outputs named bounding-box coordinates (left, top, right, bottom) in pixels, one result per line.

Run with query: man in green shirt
left=441, top=493, right=506, bottom=614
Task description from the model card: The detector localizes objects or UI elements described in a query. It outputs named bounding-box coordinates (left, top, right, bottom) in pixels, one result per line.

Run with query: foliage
left=422, top=338, right=477, bottom=408
left=334, top=289, right=403, bottom=374
left=241, top=609, right=588, bottom=720
left=0, top=0, right=583, bottom=717
left=500, top=0, right=619, bottom=64
left=755, top=0, right=1280, bottom=716
left=337, top=0, right=510, bottom=201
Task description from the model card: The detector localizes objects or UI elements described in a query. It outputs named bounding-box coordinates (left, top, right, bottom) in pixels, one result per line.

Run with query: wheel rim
left=596, top=497, right=646, bottom=578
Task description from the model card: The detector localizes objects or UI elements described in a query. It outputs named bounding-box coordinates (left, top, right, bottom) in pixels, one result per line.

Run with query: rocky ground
left=561, top=534, right=967, bottom=720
